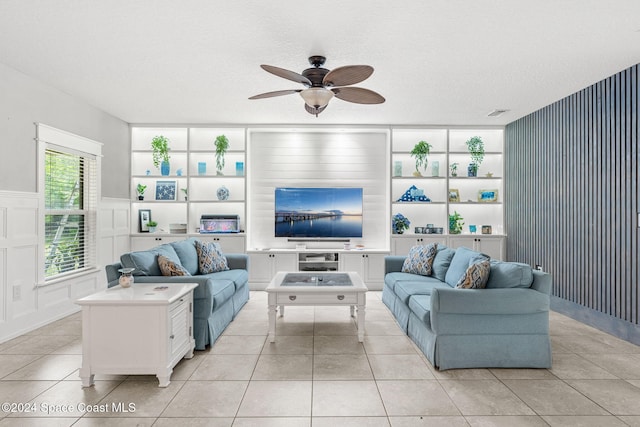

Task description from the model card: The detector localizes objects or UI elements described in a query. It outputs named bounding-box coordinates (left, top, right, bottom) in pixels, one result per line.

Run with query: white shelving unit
left=130, top=126, right=247, bottom=251
left=391, top=128, right=505, bottom=259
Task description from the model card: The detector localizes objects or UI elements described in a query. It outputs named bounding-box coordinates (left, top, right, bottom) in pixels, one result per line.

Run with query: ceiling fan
left=249, top=55, right=385, bottom=116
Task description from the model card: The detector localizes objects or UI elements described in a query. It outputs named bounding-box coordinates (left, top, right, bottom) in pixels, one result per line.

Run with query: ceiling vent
left=487, top=109, right=508, bottom=117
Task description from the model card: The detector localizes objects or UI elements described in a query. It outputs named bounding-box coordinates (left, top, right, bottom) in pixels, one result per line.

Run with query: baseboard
left=551, top=296, right=640, bottom=346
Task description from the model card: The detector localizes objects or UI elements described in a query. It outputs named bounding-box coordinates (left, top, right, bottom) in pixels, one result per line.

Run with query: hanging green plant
left=465, top=136, right=485, bottom=167
left=410, top=140, right=432, bottom=176
left=214, top=135, right=230, bottom=175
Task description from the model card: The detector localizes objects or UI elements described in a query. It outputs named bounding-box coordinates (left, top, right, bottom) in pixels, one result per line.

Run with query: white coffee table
left=76, top=282, right=198, bottom=387
left=266, top=271, right=367, bottom=342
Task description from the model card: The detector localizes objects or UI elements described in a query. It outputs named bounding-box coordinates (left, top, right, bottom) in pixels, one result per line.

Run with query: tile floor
left=0, top=291, right=639, bottom=426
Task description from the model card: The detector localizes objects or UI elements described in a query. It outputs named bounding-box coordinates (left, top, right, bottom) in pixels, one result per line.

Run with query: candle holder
left=118, top=268, right=135, bottom=288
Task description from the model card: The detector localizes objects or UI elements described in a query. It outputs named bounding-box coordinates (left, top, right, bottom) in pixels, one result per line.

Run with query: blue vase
left=161, top=161, right=170, bottom=176
left=467, top=163, right=477, bottom=177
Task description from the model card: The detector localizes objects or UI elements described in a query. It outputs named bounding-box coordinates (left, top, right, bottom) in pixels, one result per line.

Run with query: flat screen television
left=275, top=187, right=363, bottom=238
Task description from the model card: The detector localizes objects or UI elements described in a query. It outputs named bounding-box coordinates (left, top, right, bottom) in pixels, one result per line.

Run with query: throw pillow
left=456, top=259, right=491, bottom=289
left=195, top=240, right=229, bottom=274
left=158, top=254, right=191, bottom=277
left=402, top=243, right=438, bottom=276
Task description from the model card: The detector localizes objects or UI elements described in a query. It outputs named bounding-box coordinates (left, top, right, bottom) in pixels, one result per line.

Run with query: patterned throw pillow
left=456, top=259, right=491, bottom=289
left=158, top=255, right=191, bottom=277
left=401, top=243, right=438, bottom=276
left=195, top=240, right=229, bottom=274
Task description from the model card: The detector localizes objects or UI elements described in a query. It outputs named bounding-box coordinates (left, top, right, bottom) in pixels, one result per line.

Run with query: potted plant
left=465, top=136, right=485, bottom=177
left=450, top=162, right=459, bottom=177
left=392, top=213, right=411, bottom=234
left=147, top=220, right=158, bottom=233
left=449, top=211, right=464, bottom=234
left=410, top=140, right=432, bottom=177
left=151, top=135, right=171, bottom=176
left=214, top=134, right=229, bottom=175
left=136, top=183, right=147, bottom=200
left=181, top=188, right=188, bottom=201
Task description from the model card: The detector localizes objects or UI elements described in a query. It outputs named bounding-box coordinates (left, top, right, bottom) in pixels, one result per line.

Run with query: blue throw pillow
left=444, top=247, right=489, bottom=287
left=120, top=243, right=180, bottom=276
left=486, top=261, right=533, bottom=289
left=431, top=246, right=455, bottom=282
left=402, top=243, right=438, bottom=276
left=195, top=240, right=229, bottom=274
left=171, top=238, right=199, bottom=276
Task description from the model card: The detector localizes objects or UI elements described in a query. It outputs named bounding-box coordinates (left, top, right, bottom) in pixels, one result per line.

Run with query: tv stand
left=298, top=252, right=339, bottom=272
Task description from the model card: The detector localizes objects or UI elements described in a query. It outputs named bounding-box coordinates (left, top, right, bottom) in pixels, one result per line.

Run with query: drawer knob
left=289, top=295, right=297, bottom=301
left=169, top=334, right=175, bottom=339
left=337, top=295, right=345, bottom=301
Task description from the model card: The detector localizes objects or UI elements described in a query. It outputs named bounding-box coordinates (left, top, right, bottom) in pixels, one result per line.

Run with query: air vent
left=487, top=109, right=508, bottom=117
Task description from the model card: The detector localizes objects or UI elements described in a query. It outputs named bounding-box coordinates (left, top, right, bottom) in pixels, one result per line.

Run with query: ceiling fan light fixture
left=300, top=87, right=334, bottom=109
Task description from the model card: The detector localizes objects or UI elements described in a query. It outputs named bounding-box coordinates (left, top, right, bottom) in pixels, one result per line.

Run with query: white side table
left=76, top=282, right=198, bottom=387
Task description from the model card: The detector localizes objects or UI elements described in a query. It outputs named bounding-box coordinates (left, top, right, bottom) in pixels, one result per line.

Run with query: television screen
left=275, top=187, right=363, bottom=238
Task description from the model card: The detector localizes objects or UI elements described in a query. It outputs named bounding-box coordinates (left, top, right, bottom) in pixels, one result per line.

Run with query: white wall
left=247, top=129, right=390, bottom=250
left=0, top=62, right=132, bottom=342
left=0, top=62, right=130, bottom=198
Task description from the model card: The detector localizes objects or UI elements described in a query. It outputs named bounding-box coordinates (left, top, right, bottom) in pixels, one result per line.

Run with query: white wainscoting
left=247, top=129, right=390, bottom=251
left=0, top=192, right=130, bottom=343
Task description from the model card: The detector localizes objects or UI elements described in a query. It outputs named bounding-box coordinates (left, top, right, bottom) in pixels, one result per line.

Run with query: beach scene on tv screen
left=275, top=187, right=363, bottom=238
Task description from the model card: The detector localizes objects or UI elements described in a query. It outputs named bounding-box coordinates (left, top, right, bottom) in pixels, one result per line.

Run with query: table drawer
left=276, top=292, right=357, bottom=305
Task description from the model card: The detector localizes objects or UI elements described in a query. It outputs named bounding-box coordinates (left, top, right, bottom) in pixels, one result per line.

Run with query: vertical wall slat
left=506, top=64, right=639, bottom=339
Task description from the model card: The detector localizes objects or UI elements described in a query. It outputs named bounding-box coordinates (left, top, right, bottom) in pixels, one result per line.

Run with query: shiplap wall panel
left=506, top=64, right=639, bottom=337
left=248, top=131, right=389, bottom=250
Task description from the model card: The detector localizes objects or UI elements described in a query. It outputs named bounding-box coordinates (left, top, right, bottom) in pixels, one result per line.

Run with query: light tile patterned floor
left=0, top=291, right=639, bottom=426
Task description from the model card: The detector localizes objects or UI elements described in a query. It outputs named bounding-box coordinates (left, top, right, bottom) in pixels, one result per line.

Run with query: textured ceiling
left=1, top=0, right=639, bottom=125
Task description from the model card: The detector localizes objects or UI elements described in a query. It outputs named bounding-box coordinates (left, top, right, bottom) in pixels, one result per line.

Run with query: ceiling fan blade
left=304, top=103, right=327, bottom=116
left=261, top=64, right=312, bottom=86
left=249, top=89, right=301, bottom=100
left=323, top=65, right=373, bottom=87
left=331, top=87, right=385, bottom=104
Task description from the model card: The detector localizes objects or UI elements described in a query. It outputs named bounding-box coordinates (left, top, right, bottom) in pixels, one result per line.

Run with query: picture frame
left=448, top=189, right=460, bottom=202
left=155, top=180, right=177, bottom=201
left=138, top=209, right=152, bottom=232
left=478, top=189, right=498, bottom=203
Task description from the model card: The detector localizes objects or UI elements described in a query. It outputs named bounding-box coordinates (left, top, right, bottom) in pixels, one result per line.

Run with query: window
left=38, top=124, right=101, bottom=282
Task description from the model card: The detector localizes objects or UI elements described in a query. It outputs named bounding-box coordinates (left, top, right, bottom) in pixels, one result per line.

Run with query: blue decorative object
left=397, top=185, right=431, bottom=202
left=216, top=185, right=230, bottom=201
left=236, top=161, right=244, bottom=176
left=155, top=180, right=177, bottom=201
left=160, top=161, right=170, bottom=176
left=176, top=168, right=183, bottom=176
left=145, top=169, right=151, bottom=176
left=467, top=163, right=478, bottom=177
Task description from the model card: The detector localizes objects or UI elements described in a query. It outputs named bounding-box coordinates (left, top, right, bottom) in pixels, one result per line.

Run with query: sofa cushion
left=408, top=295, right=432, bottom=326
left=385, top=272, right=431, bottom=292
left=432, top=246, right=455, bottom=282
left=402, top=244, right=438, bottom=276
left=120, top=244, right=180, bottom=276
left=195, top=240, right=229, bottom=274
left=158, top=254, right=191, bottom=277
left=486, top=261, right=534, bottom=289
left=197, top=279, right=236, bottom=310
left=201, top=269, right=249, bottom=291
left=171, top=237, right=199, bottom=276
left=456, top=259, right=491, bottom=289
left=395, top=279, right=451, bottom=304
left=444, top=247, right=489, bottom=287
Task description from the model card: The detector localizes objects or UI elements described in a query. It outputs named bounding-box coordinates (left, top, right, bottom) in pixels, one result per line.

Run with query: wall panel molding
left=506, top=64, right=639, bottom=344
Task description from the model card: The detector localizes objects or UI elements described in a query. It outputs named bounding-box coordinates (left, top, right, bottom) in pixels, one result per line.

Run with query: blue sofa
left=105, top=238, right=249, bottom=350
left=383, top=246, right=552, bottom=370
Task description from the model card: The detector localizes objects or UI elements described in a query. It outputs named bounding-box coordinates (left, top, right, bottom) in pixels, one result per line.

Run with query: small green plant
left=449, top=211, right=464, bottom=234
left=136, top=183, right=147, bottom=197
left=151, top=135, right=171, bottom=168
left=465, top=136, right=485, bottom=168
left=410, top=140, right=432, bottom=176
left=392, top=213, right=411, bottom=234
left=147, top=220, right=158, bottom=227
left=214, top=134, right=230, bottom=174
left=450, top=162, right=459, bottom=177
left=181, top=188, right=188, bottom=200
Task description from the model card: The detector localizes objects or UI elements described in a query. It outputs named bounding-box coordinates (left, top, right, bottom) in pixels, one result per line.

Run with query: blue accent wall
left=505, top=64, right=640, bottom=344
